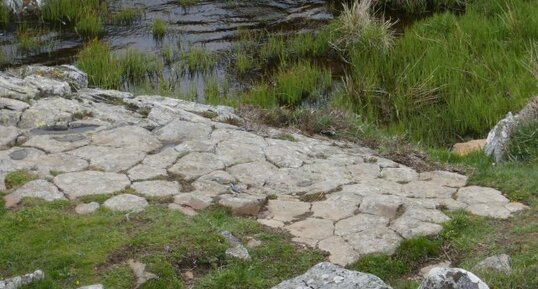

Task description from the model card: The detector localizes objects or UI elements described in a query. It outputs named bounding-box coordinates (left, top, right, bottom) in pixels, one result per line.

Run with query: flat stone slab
left=75, top=202, right=100, bottom=215
left=4, top=180, right=65, bottom=207
left=103, top=194, right=148, bottom=212
left=132, top=180, right=181, bottom=197
left=0, top=126, right=19, bottom=148
left=53, top=171, right=130, bottom=199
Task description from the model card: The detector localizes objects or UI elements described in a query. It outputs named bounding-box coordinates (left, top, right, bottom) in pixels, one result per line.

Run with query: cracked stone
left=128, top=165, right=167, bottom=181
left=104, top=194, right=148, bottom=212
left=285, top=218, right=334, bottom=247
left=4, top=180, right=65, bottom=207
left=168, top=152, right=225, bottom=181
left=132, top=180, right=181, bottom=197
left=218, top=194, right=266, bottom=216
left=54, top=171, right=130, bottom=199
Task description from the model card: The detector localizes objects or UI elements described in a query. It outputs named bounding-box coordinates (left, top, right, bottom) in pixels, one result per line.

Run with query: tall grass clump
left=112, top=7, right=143, bottom=25
left=335, top=0, right=394, bottom=52
left=340, top=0, right=538, bottom=146
left=16, top=24, right=42, bottom=51
left=0, top=1, right=9, bottom=29
left=181, top=47, right=216, bottom=72
left=508, top=120, right=538, bottom=162
left=76, top=40, right=122, bottom=89
left=118, top=49, right=163, bottom=84
left=42, top=0, right=106, bottom=26
left=152, top=18, right=166, bottom=39
left=75, top=14, right=103, bottom=38
left=376, top=0, right=468, bottom=15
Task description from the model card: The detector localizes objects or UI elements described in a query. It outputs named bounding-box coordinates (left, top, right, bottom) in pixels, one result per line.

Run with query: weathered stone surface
left=174, top=193, right=213, bottom=210
left=379, top=167, right=419, bottom=183
left=77, top=285, right=104, bottom=289
left=92, top=126, right=161, bottom=153
left=216, top=140, right=266, bottom=166
left=420, top=261, right=451, bottom=277
left=128, top=259, right=158, bottom=288
left=54, top=171, right=130, bottom=199
left=466, top=203, right=511, bottom=219
left=227, top=161, right=277, bottom=187
left=34, top=153, right=89, bottom=176
left=142, top=147, right=179, bottom=169
left=153, top=119, right=212, bottom=143
left=399, top=207, right=450, bottom=224
left=0, top=97, right=30, bottom=111
left=266, top=200, right=311, bottom=222
left=0, top=73, right=39, bottom=101
left=219, top=194, right=266, bottom=216
left=4, top=180, right=64, bottom=207
left=311, top=199, right=359, bottom=221
left=271, top=262, right=393, bottom=289
left=127, top=165, right=167, bottom=181
left=390, top=216, right=443, bottom=239
left=0, top=126, right=19, bottom=148
left=0, top=269, right=45, bottom=289
left=221, top=231, right=251, bottom=260
left=23, top=134, right=90, bottom=153
left=419, top=171, right=468, bottom=188
left=456, top=186, right=509, bottom=205
left=75, top=202, right=100, bottom=215
left=104, top=194, right=148, bottom=212
left=335, top=214, right=389, bottom=237
left=168, top=152, right=225, bottom=180
left=401, top=181, right=457, bottom=199
left=318, top=236, right=360, bottom=266
left=0, top=110, right=21, bottom=126
left=473, top=254, right=511, bottom=274
left=264, top=139, right=306, bottom=168
left=359, top=194, right=403, bottom=218
left=419, top=267, right=489, bottom=289
left=168, top=203, right=198, bottom=216
left=69, top=146, right=145, bottom=172
left=344, top=226, right=402, bottom=255
left=132, top=180, right=181, bottom=197
left=19, top=97, right=85, bottom=129
left=286, top=218, right=334, bottom=246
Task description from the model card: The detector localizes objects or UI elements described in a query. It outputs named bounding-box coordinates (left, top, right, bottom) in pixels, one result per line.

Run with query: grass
left=180, top=47, right=216, bottom=73
left=176, top=0, right=197, bottom=7
left=333, top=0, right=538, bottom=146
left=0, top=204, right=324, bottom=288
left=16, top=24, right=42, bottom=51
left=508, top=120, right=538, bottom=162
left=75, top=14, right=103, bottom=38
left=76, top=40, right=122, bottom=89
left=0, top=1, right=9, bottom=29
left=42, top=0, right=106, bottom=27
left=112, top=8, right=143, bottom=25
left=151, top=18, right=166, bottom=39
left=4, top=170, right=35, bottom=190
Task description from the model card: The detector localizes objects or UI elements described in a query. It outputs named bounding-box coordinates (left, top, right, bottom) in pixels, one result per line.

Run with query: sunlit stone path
left=0, top=65, right=527, bottom=266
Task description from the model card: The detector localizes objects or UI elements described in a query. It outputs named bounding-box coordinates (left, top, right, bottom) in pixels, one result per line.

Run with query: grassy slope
left=0, top=196, right=323, bottom=289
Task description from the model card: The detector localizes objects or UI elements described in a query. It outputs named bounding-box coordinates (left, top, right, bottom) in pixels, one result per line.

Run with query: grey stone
left=380, top=167, right=419, bottom=183
left=153, top=119, right=212, bottom=143
left=0, top=110, right=21, bottom=126
left=359, top=194, right=403, bottom=218
left=218, top=194, right=266, bottom=216
left=286, top=218, right=334, bottom=247
left=68, top=146, right=145, bottom=172
left=419, top=171, right=468, bottom=187
left=456, top=186, right=509, bottom=205
left=473, top=254, right=511, bottom=274
left=34, top=153, right=89, bottom=176
left=174, top=193, right=213, bottom=210
left=128, top=165, right=167, bottom=181
left=0, top=97, right=29, bottom=111
left=18, top=97, right=86, bottom=129
left=266, top=199, right=311, bottom=222
left=128, top=259, right=158, bottom=288
left=53, top=171, right=130, bottom=199
left=4, top=180, right=65, bottom=207
left=104, top=194, right=148, bottom=212
left=142, top=147, right=180, bottom=169
left=335, top=214, right=389, bottom=237
left=23, top=134, right=90, bottom=153
left=419, top=267, right=489, bottom=289
left=401, top=181, right=457, bottom=199
left=168, top=152, right=225, bottom=180
left=77, top=285, right=104, bottom=289
left=227, top=161, right=278, bottom=187
left=75, top=202, right=100, bottom=215
left=318, top=236, right=360, bottom=266
left=18, top=65, right=88, bottom=90
left=420, top=261, right=451, bottom=277
left=221, top=231, right=251, bottom=260
left=132, top=180, right=181, bottom=197
left=343, top=226, right=402, bottom=256
left=390, top=216, right=443, bottom=239
left=0, top=269, right=45, bottom=289
left=0, top=126, right=19, bottom=148
left=0, top=73, right=39, bottom=101
left=91, top=126, right=161, bottom=153
left=271, top=262, right=392, bottom=289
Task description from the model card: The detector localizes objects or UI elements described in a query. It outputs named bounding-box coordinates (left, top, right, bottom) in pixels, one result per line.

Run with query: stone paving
left=0, top=65, right=528, bottom=266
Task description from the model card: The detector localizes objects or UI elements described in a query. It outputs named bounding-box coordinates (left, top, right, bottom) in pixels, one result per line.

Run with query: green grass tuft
left=151, top=18, right=166, bottom=39
left=76, top=40, right=122, bottom=89
left=4, top=170, right=36, bottom=190
left=75, top=14, right=103, bottom=38
left=112, top=8, right=143, bottom=25
left=180, top=47, right=216, bottom=73
left=0, top=1, right=9, bottom=29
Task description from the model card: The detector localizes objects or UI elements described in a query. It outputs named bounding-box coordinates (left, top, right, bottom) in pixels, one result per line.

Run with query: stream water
left=0, top=0, right=335, bottom=100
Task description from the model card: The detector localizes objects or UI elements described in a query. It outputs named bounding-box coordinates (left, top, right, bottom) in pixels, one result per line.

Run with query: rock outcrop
left=419, top=267, right=489, bottom=289
left=0, top=65, right=527, bottom=266
left=485, top=96, right=538, bottom=162
left=271, top=262, right=392, bottom=289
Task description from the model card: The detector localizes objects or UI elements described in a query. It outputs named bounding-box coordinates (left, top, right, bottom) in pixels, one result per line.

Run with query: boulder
left=485, top=96, right=538, bottom=163
left=452, top=140, right=486, bottom=156
left=473, top=254, right=511, bottom=274
left=0, top=269, right=44, bottom=289
left=419, top=267, right=489, bottom=289
left=271, top=262, right=392, bottom=289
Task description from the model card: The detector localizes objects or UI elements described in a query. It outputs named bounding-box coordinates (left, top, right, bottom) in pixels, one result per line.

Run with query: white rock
left=104, top=194, right=148, bottom=212
left=419, top=267, right=489, bottom=289
left=53, top=171, right=130, bottom=199
left=132, top=180, right=181, bottom=197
